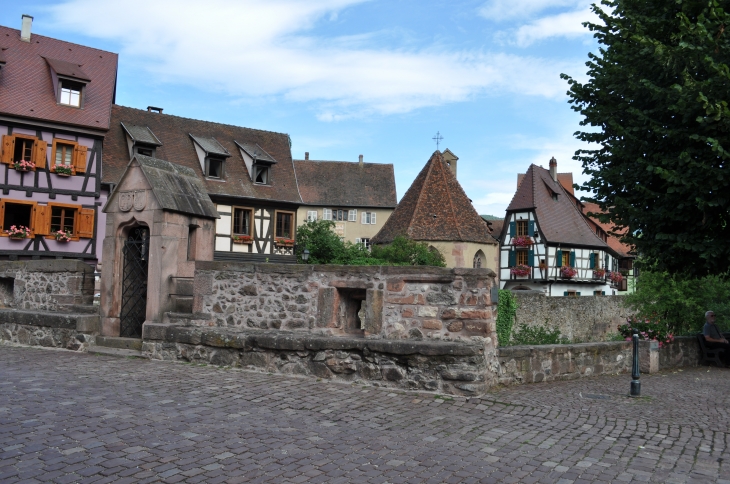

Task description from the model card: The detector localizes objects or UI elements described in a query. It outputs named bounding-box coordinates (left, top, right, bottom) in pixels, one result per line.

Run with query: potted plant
left=510, top=264, right=531, bottom=277
left=232, top=234, right=253, bottom=244
left=54, top=165, right=73, bottom=176
left=6, top=225, right=31, bottom=239
left=609, top=271, right=624, bottom=285
left=560, top=266, right=577, bottom=279
left=275, top=237, right=295, bottom=247
left=13, top=160, right=35, bottom=172
left=54, top=230, right=72, bottom=242
left=593, top=268, right=607, bottom=279
left=512, top=235, right=533, bottom=248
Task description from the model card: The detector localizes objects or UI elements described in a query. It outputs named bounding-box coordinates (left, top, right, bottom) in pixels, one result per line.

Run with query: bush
left=625, top=270, right=730, bottom=335
left=495, top=289, right=517, bottom=346
left=617, top=315, right=674, bottom=348
left=508, top=323, right=569, bottom=346
left=369, top=236, right=446, bottom=267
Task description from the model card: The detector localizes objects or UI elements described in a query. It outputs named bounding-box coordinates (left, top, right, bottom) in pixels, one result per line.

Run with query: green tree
left=562, top=0, right=730, bottom=276
left=370, top=236, right=446, bottom=267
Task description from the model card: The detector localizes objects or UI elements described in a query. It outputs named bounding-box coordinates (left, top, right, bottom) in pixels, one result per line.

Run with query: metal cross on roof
left=432, top=131, right=443, bottom=150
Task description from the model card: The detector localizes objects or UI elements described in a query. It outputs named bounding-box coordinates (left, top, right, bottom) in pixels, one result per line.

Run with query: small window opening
left=0, top=277, right=14, bottom=308
left=254, top=165, right=269, bottom=184
left=552, top=193, right=558, bottom=201
left=566, top=290, right=577, bottom=297
left=337, top=288, right=366, bottom=335
left=187, top=226, right=197, bottom=261
left=516, top=220, right=528, bottom=236
left=135, top=146, right=154, bottom=157
left=207, top=158, right=223, bottom=178
left=4, top=203, right=32, bottom=231
left=233, top=208, right=251, bottom=235
left=59, top=79, right=84, bottom=107
left=14, top=138, right=34, bottom=162
left=275, top=212, right=293, bottom=239
left=54, top=142, right=74, bottom=166
left=50, top=206, right=76, bottom=234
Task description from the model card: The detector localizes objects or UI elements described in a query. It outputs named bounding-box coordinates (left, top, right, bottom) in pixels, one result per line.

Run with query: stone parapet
left=142, top=323, right=497, bottom=396
left=1, top=322, right=95, bottom=351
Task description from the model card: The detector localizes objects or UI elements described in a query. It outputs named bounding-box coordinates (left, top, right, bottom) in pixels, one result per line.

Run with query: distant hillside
left=480, top=215, right=503, bottom=221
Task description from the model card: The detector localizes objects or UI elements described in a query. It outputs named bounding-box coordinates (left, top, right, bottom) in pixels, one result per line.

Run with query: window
left=323, top=208, right=332, bottom=221
left=54, top=142, right=74, bottom=167
left=3, top=202, right=33, bottom=232
left=275, top=211, right=294, bottom=239
left=348, top=209, right=357, bottom=222
left=207, top=157, right=224, bottom=178
left=516, top=250, right=529, bottom=266
left=253, top=165, right=269, bottom=184
left=50, top=206, right=76, bottom=234
left=552, top=193, right=558, bottom=201
left=357, top=238, right=371, bottom=249
left=327, top=209, right=349, bottom=221
left=473, top=252, right=483, bottom=268
left=50, top=139, right=86, bottom=175
left=59, top=79, right=84, bottom=107
left=1, top=135, right=47, bottom=170
left=593, top=290, right=605, bottom=296
left=135, top=145, right=154, bottom=157
left=565, top=290, right=578, bottom=297
left=361, top=212, right=377, bottom=224
left=232, top=207, right=252, bottom=235
left=516, top=220, right=528, bottom=236
left=593, top=251, right=601, bottom=269
left=306, top=210, right=318, bottom=222
left=14, top=137, right=33, bottom=163
left=187, top=226, right=198, bottom=261
left=562, top=251, right=571, bottom=267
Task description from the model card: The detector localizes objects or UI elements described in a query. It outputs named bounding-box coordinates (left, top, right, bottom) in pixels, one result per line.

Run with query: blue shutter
left=577, top=292, right=581, bottom=296
left=509, top=250, right=516, bottom=267
left=528, top=249, right=534, bottom=266
left=556, top=249, right=562, bottom=266
left=563, top=291, right=568, bottom=296
left=589, top=253, right=595, bottom=269
left=605, top=253, right=609, bottom=269
left=602, top=291, right=606, bottom=296
left=569, top=251, right=576, bottom=267
left=509, top=221, right=516, bottom=238
left=528, top=221, right=535, bottom=237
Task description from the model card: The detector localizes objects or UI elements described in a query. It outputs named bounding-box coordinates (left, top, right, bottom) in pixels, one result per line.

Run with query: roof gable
left=371, top=151, right=494, bottom=244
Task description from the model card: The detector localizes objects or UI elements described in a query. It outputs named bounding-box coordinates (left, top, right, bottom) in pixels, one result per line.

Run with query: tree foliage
left=294, top=220, right=446, bottom=267
left=562, top=0, right=730, bottom=276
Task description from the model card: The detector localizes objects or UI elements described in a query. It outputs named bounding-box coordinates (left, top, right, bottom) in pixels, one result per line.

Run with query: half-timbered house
left=103, top=105, right=302, bottom=263
left=500, top=159, right=621, bottom=296
left=0, top=17, right=117, bottom=268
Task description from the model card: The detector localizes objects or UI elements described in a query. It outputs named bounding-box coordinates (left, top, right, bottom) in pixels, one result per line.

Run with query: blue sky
left=1, top=0, right=601, bottom=217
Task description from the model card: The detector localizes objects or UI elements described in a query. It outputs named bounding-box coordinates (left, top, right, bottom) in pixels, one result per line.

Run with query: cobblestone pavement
left=1, top=345, right=728, bottom=484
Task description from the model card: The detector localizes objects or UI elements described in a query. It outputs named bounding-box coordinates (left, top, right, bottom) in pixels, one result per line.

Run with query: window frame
left=48, top=202, right=80, bottom=240
left=361, top=211, right=377, bottom=225
left=516, top=250, right=529, bottom=266
left=206, top=156, right=225, bottom=179
left=231, top=206, right=253, bottom=236
left=516, top=220, right=528, bottom=236
left=562, top=251, right=571, bottom=267
left=306, top=210, right=318, bottom=222
left=51, top=139, right=79, bottom=175
left=274, top=210, right=295, bottom=240
left=253, top=164, right=271, bottom=185
left=0, top=199, right=38, bottom=237
left=57, top=78, right=86, bottom=108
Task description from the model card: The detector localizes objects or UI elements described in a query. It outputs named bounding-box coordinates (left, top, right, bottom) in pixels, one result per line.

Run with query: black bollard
left=630, top=331, right=641, bottom=397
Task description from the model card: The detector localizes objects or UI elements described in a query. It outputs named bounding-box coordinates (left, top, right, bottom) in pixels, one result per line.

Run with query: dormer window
left=190, top=134, right=231, bottom=181
left=135, top=145, right=155, bottom=157
left=254, top=165, right=269, bottom=184
left=121, top=123, right=162, bottom=160
left=235, top=141, right=277, bottom=186
left=59, top=79, right=84, bottom=107
left=207, top=157, right=224, bottom=179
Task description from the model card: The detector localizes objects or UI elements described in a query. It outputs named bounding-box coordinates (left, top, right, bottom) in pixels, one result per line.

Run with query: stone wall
left=512, top=292, right=635, bottom=342
left=0, top=260, right=95, bottom=312
left=1, top=323, right=95, bottom=351
left=192, top=262, right=497, bottom=343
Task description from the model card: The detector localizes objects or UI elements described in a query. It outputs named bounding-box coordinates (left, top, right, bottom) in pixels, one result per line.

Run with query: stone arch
left=473, top=250, right=485, bottom=269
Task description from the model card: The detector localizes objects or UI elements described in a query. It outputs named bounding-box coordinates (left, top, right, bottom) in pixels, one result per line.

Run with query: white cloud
left=478, top=0, right=586, bottom=22
left=514, top=7, right=599, bottom=47
left=47, top=0, right=577, bottom=120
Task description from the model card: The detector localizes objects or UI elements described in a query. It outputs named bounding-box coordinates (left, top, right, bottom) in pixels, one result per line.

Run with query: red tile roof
left=293, top=159, right=396, bottom=208
left=0, top=25, right=118, bottom=131
left=581, top=202, right=634, bottom=258
left=104, top=105, right=302, bottom=203
left=506, top=164, right=610, bottom=249
left=518, top=172, right=573, bottom=194
left=371, top=151, right=495, bottom=245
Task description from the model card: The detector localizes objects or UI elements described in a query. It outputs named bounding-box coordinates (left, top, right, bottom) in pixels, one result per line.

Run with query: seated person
left=703, top=310, right=730, bottom=366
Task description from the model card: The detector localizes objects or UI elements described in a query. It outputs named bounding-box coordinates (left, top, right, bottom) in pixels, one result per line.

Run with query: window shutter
left=569, top=251, right=576, bottom=267
left=589, top=253, right=595, bottom=269
left=74, top=145, right=88, bottom=173
left=620, top=279, right=628, bottom=291
left=509, top=221, right=516, bottom=237
left=355, top=238, right=360, bottom=244
left=1, top=135, right=14, bottom=164
left=556, top=249, right=562, bottom=266
left=33, top=205, right=51, bottom=236
left=577, top=292, right=581, bottom=296
left=528, top=249, right=534, bottom=266
left=528, top=220, right=535, bottom=237
left=602, top=291, right=606, bottom=296
left=323, top=209, right=331, bottom=221
left=563, top=291, right=568, bottom=296
left=371, top=213, right=376, bottom=225
left=605, top=253, right=609, bottom=269
left=508, top=250, right=516, bottom=267
left=349, top=209, right=357, bottom=222
left=0, top=201, right=5, bottom=228
left=76, top=208, right=95, bottom=238
left=32, top=140, right=48, bottom=170
left=361, top=212, right=367, bottom=224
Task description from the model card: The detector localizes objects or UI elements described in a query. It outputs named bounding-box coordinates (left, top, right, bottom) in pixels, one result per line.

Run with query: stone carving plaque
left=118, top=192, right=133, bottom=212
left=133, top=190, right=146, bottom=211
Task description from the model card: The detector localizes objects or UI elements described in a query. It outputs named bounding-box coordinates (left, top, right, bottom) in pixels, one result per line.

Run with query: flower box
left=232, top=235, right=253, bottom=244
left=609, top=271, right=624, bottom=285
left=54, top=165, right=74, bottom=177
left=510, top=264, right=531, bottom=277
left=593, top=268, right=606, bottom=279
left=275, top=238, right=295, bottom=247
left=512, top=236, right=533, bottom=248
left=13, top=160, right=35, bottom=172
left=6, top=225, right=31, bottom=239
left=560, top=266, right=577, bottom=279
left=54, top=230, right=72, bottom=242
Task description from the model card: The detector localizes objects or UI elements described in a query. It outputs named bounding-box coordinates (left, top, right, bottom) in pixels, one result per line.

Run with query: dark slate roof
left=132, top=154, right=218, bottom=219
left=506, top=164, right=609, bottom=249
left=121, top=123, right=163, bottom=146
left=293, top=159, right=396, bottom=208
left=190, top=134, right=231, bottom=157
left=0, top=25, right=118, bottom=130
left=43, top=56, right=91, bottom=81
left=237, top=141, right=277, bottom=163
left=371, top=151, right=495, bottom=244
left=104, top=105, right=302, bottom=203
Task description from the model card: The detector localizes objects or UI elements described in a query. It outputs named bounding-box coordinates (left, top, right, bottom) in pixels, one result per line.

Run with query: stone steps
left=89, top=346, right=147, bottom=359
left=170, top=295, right=193, bottom=313
left=95, top=336, right=143, bottom=351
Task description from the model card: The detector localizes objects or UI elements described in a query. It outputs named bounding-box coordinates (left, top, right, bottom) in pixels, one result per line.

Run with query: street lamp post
left=302, top=248, right=310, bottom=264
left=630, top=330, right=641, bottom=397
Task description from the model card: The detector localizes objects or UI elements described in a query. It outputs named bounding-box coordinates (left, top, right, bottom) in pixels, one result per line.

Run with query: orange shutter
left=74, top=145, right=88, bottom=173
left=32, top=140, right=47, bottom=170
left=77, top=208, right=95, bottom=238
left=33, top=205, right=51, bottom=236
left=1, top=135, right=14, bottom=164
left=0, top=201, right=5, bottom=228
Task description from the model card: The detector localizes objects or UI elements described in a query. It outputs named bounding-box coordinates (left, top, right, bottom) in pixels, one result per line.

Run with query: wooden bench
left=697, top=334, right=726, bottom=367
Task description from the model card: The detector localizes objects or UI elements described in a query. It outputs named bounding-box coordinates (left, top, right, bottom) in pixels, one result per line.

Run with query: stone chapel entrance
left=119, top=226, right=150, bottom=338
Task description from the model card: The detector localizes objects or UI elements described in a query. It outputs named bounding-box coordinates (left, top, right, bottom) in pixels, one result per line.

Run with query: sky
left=0, top=0, right=602, bottom=217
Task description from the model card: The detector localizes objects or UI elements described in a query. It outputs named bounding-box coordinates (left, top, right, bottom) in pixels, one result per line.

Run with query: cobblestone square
left=1, top=345, right=728, bottom=483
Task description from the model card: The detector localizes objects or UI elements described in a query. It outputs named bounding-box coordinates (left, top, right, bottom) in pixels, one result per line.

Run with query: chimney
left=358, top=154, right=363, bottom=166
left=549, top=156, right=557, bottom=182
left=147, top=106, right=163, bottom=113
left=20, top=14, right=33, bottom=42
left=304, top=152, right=309, bottom=160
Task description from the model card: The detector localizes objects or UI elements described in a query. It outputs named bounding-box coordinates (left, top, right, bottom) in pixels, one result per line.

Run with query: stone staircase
left=169, top=276, right=194, bottom=314
left=91, top=335, right=147, bottom=358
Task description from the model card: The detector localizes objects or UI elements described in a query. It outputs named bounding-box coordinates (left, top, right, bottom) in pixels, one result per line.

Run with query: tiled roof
left=486, top=219, right=504, bottom=242
left=121, top=123, right=162, bottom=146
left=237, top=142, right=277, bottom=164
left=43, top=56, right=91, bottom=81
left=104, top=105, right=302, bottom=203
left=582, top=202, right=634, bottom=258
left=293, top=159, right=396, bottom=208
left=506, top=164, right=609, bottom=249
left=0, top=25, right=118, bottom=130
left=518, top=172, right=574, bottom=194
left=371, top=151, right=495, bottom=244
left=190, top=134, right=231, bottom=157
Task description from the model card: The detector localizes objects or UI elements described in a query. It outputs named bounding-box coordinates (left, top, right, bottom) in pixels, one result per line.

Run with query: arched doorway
left=473, top=250, right=485, bottom=269
left=119, top=226, right=150, bottom=338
